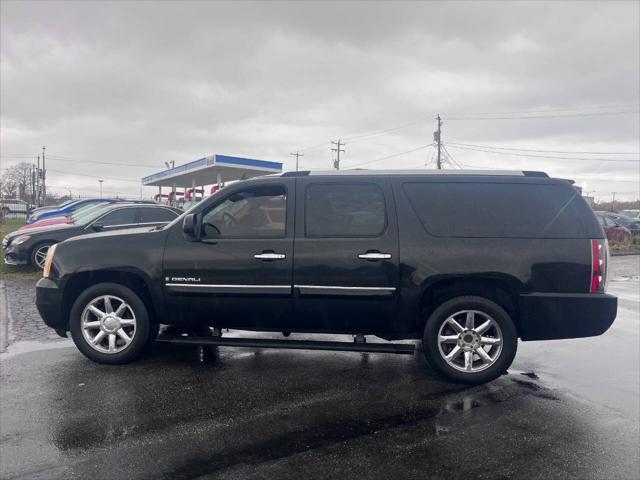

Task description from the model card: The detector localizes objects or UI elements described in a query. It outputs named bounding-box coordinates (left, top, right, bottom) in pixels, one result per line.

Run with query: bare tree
left=0, top=162, right=35, bottom=201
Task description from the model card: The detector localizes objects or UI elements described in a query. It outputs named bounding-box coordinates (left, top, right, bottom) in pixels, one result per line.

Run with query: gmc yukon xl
left=35, top=170, right=617, bottom=384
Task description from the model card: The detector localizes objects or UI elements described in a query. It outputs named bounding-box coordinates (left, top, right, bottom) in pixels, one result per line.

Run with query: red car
left=595, top=211, right=631, bottom=244
left=18, top=202, right=112, bottom=231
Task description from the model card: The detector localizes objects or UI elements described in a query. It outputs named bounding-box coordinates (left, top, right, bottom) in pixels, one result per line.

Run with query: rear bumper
left=519, top=292, right=617, bottom=341
left=36, top=277, right=66, bottom=330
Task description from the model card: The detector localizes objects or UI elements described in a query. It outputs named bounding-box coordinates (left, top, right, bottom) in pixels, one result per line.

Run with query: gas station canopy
left=142, top=154, right=283, bottom=188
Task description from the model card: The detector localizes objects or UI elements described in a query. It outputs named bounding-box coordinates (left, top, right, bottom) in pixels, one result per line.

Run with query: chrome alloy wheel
left=81, top=295, right=137, bottom=354
left=437, top=310, right=503, bottom=373
left=34, top=245, right=51, bottom=269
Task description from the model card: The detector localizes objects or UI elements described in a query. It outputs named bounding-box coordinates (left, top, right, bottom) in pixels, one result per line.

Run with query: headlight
left=12, top=235, right=32, bottom=246
left=43, top=243, right=57, bottom=278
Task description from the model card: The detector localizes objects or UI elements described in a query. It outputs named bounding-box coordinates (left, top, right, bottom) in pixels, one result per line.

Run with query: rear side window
left=305, top=183, right=386, bottom=237
left=138, top=207, right=178, bottom=223
left=403, top=182, right=593, bottom=238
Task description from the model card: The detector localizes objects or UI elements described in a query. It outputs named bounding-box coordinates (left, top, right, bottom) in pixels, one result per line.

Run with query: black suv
left=35, top=170, right=617, bottom=384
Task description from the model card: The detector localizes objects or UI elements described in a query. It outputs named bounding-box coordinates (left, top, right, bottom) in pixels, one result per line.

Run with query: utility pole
left=36, top=154, right=40, bottom=206
left=434, top=114, right=443, bottom=170
left=31, top=164, right=36, bottom=205
left=290, top=151, right=304, bottom=171
left=612, top=192, right=616, bottom=205
left=331, top=139, right=345, bottom=171
left=41, top=146, right=46, bottom=203
left=98, top=179, right=104, bottom=197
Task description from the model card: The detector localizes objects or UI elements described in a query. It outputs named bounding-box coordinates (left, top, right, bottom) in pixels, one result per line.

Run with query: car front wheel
left=31, top=242, right=55, bottom=269
left=422, top=296, right=517, bottom=384
left=69, top=283, right=150, bottom=364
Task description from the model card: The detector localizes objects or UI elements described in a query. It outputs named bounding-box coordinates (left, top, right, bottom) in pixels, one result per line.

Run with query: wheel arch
left=417, top=275, right=524, bottom=336
left=61, top=270, right=158, bottom=331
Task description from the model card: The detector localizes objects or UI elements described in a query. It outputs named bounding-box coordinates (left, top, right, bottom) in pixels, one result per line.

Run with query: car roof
left=274, top=169, right=549, bottom=178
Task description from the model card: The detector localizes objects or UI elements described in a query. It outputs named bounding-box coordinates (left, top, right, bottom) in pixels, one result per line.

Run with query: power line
left=445, top=144, right=640, bottom=162
left=445, top=142, right=640, bottom=155
left=442, top=103, right=640, bottom=117
left=1, top=154, right=155, bottom=168
left=343, top=144, right=433, bottom=169
left=444, top=110, right=639, bottom=121
left=46, top=167, right=142, bottom=183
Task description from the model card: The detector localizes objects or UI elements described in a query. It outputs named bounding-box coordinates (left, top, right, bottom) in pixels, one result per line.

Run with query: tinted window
left=97, top=208, right=137, bottom=226
left=305, top=183, right=386, bottom=237
left=201, top=186, right=286, bottom=239
left=138, top=207, right=178, bottom=223
left=403, top=182, right=593, bottom=238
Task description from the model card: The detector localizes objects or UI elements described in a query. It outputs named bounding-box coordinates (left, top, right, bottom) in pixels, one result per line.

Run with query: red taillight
left=590, top=239, right=608, bottom=292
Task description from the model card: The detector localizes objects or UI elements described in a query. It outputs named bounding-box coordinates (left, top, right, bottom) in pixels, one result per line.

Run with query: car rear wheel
left=69, top=283, right=150, bottom=364
left=31, top=242, right=55, bottom=269
left=422, top=296, right=517, bottom=384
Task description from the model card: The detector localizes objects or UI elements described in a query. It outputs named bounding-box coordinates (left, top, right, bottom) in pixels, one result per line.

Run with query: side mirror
left=182, top=213, right=200, bottom=239
left=92, top=223, right=104, bottom=232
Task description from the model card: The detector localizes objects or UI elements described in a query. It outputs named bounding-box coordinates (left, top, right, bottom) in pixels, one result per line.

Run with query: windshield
left=75, top=204, right=115, bottom=226
left=70, top=202, right=111, bottom=222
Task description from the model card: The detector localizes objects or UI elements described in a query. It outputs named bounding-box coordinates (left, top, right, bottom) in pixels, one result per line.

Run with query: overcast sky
left=1, top=1, right=639, bottom=201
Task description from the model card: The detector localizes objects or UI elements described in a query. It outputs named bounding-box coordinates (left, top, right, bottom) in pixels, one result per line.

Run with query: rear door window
left=305, top=183, right=386, bottom=237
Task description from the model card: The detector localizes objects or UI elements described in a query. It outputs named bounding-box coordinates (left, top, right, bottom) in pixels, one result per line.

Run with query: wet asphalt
left=1, top=256, right=639, bottom=480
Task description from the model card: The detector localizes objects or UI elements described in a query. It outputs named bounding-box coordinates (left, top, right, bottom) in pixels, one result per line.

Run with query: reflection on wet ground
left=1, top=340, right=638, bottom=480
left=0, top=256, right=638, bottom=479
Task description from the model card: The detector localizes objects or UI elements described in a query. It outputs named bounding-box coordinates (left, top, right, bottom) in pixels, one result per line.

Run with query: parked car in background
left=619, top=209, right=640, bottom=220
left=19, top=201, right=114, bottom=230
left=35, top=170, right=617, bottom=385
left=29, top=199, right=75, bottom=217
left=594, top=211, right=632, bottom=243
left=1, top=198, right=31, bottom=216
left=19, top=200, right=158, bottom=231
left=26, top=198, right=115, bottom=224
left=605, top=212, right=640, bottom=235
left=4, top=203, right=181, bottom=269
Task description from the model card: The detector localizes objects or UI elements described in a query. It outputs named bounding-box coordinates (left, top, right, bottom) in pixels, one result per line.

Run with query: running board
left=156, top=335, right=416, bottom=355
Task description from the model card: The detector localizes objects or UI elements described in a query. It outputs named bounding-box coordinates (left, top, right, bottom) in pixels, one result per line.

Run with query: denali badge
left=170, top=277, right=201, bottom=283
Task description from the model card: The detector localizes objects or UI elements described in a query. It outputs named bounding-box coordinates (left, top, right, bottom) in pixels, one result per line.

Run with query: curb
left=0, top=281, right=8, bottom=353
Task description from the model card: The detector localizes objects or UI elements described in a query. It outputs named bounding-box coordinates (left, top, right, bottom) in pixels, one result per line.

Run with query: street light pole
left=98, top=179, right=104, bottom=197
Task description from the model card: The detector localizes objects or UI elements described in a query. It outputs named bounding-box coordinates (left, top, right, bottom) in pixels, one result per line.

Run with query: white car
left=1, top=198, right=31, bottom=217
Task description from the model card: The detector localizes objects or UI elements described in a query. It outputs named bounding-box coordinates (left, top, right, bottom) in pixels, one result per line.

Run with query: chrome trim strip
left=295, top=285, right=396, bottom=297
left=165, top=283, right=291, bottom=295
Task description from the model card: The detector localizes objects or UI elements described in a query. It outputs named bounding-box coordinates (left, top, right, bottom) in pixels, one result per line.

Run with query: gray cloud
left=1, top=0, right=638, bottom=201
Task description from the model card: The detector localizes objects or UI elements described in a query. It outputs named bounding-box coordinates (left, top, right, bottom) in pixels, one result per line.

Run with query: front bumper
left=519, top=292, right=617, bottom=341
left=36, top=277, right=66, bottom=330
left=4, top=246, right=29, bottom=265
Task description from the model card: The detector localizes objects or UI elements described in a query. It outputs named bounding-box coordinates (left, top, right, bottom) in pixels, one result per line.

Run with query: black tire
left=30, top=241, right=55, bottom=269
left=69, top=283, right=151, bottom=364
left=422, top=296, right=517, bottom=384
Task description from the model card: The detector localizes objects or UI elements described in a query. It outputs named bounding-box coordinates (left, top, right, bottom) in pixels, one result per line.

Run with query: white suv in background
left=1, top=198, right=31, bottom=216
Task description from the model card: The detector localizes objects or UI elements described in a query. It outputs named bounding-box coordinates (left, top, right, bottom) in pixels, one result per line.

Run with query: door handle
left=254, top=252, right=286, bottom=260
left=358, top=252, right=392, bottom=260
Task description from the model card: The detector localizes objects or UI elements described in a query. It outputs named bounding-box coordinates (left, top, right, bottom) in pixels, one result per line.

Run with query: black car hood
left=65, top=225, right=162, bottom=243
left=4, top=223, right=79, bottom=240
